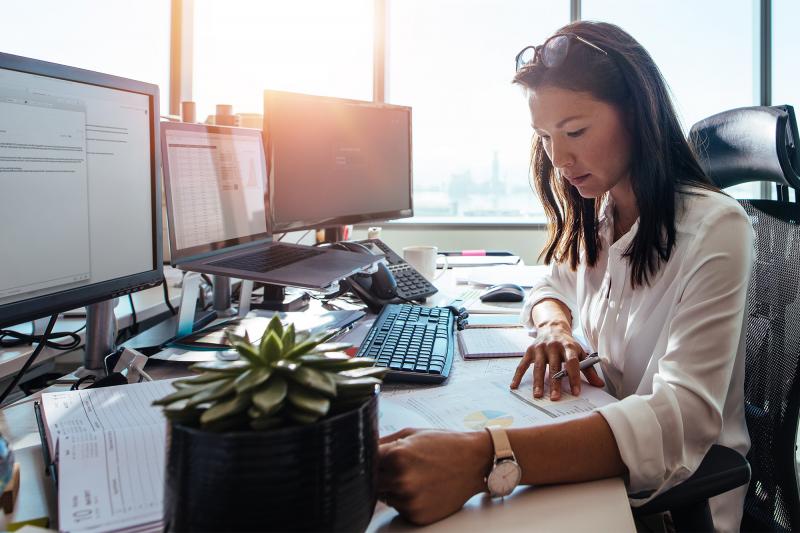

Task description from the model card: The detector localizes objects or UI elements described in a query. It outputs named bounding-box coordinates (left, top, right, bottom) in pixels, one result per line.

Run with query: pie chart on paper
left=462, top=410, right=514, bottom=430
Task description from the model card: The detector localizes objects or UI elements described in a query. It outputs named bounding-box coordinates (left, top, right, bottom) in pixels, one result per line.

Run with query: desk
left=0, top=268, right=635, bottom=532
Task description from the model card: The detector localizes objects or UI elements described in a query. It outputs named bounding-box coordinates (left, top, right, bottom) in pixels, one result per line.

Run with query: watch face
left=487, top=459, right=522, bottom=497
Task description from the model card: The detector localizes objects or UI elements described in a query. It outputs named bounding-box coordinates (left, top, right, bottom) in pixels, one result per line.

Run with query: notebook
left=160, top=122, right=379, bottom=290
left=457, top=327, right=533, bottom=359
left=37, top=380, right=175, bottom=532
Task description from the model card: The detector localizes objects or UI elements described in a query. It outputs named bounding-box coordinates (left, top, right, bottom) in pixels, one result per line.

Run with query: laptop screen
left=161, top=123, right=270, bottom=263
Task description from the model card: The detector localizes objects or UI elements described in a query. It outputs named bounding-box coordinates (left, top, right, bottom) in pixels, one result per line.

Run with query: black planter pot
left=164, top=393, right=379, bottom=532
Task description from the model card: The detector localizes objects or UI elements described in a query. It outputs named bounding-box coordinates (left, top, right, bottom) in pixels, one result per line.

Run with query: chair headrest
left=689, top=105, right=800, bottom=190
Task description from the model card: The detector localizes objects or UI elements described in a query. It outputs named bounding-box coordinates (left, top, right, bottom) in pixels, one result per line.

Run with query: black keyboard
left=356, top=303, right=455, bottom=383
left=209, top=244, right=323, bottom=273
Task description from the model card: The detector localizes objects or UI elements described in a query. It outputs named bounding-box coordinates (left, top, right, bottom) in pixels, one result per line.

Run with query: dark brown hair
left=513, top=21, right=715, bottom=287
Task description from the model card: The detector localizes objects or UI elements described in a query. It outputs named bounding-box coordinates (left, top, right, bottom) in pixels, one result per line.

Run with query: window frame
left=173, top=0, right=777, bottom=227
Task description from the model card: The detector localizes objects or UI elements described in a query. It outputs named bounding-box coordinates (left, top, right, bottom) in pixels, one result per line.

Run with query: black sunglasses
left=515, top=33, right=608, bottom=72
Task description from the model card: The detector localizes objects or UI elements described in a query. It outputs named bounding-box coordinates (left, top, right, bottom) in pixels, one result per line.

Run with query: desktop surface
left=0, top=266, right=634, bottom=531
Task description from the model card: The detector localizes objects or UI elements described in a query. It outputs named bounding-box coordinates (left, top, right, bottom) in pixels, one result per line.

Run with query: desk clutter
left=37, top=314, right=388, bottom=532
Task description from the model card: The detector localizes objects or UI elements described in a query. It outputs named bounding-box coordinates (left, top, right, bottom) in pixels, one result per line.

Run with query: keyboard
left=356, top=303, right=455, bottom=383
left=208, top=244, right=323, bottom=273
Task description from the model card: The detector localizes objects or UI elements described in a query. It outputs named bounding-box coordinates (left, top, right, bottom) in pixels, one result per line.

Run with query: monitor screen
left=161, top=123, right=269, bottom=264
left=0, top=52, right=162, bottom=328
left=264, top=90, right=413, bottom=233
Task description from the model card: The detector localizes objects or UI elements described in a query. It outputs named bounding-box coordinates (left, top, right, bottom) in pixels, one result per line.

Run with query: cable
left=162, top=276, right=177, bottom=315
left=275, top=232, right=287, bottom=242
left=0, top=321, right=84, bottom=350
left=127, top=294, right=139, bottom=333
left=295, top=230, right=313, bottom=244
left=0, top=314, right=58, bottom=404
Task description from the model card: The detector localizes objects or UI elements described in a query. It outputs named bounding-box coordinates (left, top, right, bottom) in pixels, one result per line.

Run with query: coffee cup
left=402, top=245, right=448, bottom=281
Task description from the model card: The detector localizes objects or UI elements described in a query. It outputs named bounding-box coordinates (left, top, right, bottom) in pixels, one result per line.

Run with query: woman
left=378, top=21, right=752, bottom=532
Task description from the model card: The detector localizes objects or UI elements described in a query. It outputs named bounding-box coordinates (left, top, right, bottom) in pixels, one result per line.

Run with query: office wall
left=350, top=226, right=549, bottom=266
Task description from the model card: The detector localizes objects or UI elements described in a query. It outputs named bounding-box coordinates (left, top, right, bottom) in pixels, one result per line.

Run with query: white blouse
left=521, top=187, right=752, bottom=532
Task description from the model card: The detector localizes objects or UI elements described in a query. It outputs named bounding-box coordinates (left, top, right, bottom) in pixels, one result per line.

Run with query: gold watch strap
left=485, top=426, right=514, bottom=461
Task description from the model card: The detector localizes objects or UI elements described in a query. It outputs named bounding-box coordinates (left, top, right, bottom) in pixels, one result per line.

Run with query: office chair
left=634, top=105, right=800, bottom=532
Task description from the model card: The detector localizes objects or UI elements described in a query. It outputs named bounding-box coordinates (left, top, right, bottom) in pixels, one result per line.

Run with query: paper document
left=452, top=287, right=522, bottom=315
left=437, top=255, right=520, bottom=267
left=379, top=373, right=617, bottom=436
left=41, top=380, right=174, bottom=532
left=167, top=309, right=364, bottom=350
left=457, top=264, right=549, bottom=288
left=465, top=314, right=524, bottom=328
left=457, top=328, right=532, bottom=359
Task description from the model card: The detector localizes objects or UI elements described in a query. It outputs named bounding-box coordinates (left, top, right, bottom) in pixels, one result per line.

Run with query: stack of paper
left=40, top=380, right=175, bottom=532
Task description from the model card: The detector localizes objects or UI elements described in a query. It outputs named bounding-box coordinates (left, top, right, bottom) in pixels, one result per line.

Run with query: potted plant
left=154, top=315, right=386, bottom=532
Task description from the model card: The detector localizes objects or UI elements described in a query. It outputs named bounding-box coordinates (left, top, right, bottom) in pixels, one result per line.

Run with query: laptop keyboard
left=208, top=244, right=324, bottom=273
left=356, top=303, right=455, bottom=384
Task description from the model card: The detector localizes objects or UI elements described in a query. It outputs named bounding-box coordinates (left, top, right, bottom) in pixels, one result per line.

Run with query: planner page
left=40, top=380, right=174, bottom=532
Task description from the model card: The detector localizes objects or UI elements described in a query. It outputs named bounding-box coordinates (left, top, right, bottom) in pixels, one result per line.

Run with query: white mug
left=402, top=245, right=448, bottom=281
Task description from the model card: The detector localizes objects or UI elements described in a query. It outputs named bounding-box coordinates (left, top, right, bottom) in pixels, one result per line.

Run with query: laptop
left=160, top=122, right=380, bottom=290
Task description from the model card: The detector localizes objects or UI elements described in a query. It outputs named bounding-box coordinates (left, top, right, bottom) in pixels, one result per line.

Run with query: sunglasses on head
left=515, top=33, right=607, bottom=72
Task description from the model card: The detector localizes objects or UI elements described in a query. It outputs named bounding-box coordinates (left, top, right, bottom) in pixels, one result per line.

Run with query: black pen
left=552, top=352, right=601, bottom=380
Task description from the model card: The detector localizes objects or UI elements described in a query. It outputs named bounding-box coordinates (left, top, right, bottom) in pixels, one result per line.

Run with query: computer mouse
left=479, top=283, right=526, bottom=303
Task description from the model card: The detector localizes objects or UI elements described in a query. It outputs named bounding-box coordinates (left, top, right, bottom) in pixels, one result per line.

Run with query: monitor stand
left=74, top=299, right=118, bottom=379
left=119, top=272, right=216, bottom=355
left=321, top=226, right=348, bottom=244
left=212, top=275, right=237, bottom=317
left=238, top=280, right=310, bottom=313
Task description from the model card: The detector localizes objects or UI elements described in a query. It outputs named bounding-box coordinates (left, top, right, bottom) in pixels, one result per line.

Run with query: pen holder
left=163, top=392, right=379, bottom=532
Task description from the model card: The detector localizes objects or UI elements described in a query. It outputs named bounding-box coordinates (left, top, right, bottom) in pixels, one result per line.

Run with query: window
left=772, top=0, right=799, bottom=111
left=0, top=0, right=170, bottom=115
left=581, top=0, right=760, bottom=199
left=386, top=0, right=570, bottom=220
left=192, top=0, right=373, bottom=122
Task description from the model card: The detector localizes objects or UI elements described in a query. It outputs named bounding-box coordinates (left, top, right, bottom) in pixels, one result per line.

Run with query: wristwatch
left=484, top=425, right=522, bottom=497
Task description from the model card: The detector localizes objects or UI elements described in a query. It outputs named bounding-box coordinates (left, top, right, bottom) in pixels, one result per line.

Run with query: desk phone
left=353, top=239, right=439, bottom=302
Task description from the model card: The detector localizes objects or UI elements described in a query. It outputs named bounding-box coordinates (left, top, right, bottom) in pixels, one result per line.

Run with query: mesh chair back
left=691, top=106, right=800, bottom=531
left=740, top=200, right=800, bottom=531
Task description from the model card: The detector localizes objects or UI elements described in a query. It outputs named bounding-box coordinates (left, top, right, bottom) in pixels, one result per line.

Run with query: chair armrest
left=633, top=445, right=750, bottom=516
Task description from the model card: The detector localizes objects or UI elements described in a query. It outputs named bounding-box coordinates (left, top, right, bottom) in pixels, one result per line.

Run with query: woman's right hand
left=509, top=322, right=604, bottom=400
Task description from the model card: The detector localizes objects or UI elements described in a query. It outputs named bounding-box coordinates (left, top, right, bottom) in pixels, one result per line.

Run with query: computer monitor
left=0, top=52, right=162, bottom=330
left=160, top=123, right=268, bottom=264
left=263, top=90, right=413, bottom=233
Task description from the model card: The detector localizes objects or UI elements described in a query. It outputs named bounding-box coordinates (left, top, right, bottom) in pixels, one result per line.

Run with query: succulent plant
left=154, top=315, right=386, bottom=431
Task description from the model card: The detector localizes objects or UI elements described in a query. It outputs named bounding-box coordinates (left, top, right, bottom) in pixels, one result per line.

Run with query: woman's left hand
left=378, top=428, right=493, bottom=525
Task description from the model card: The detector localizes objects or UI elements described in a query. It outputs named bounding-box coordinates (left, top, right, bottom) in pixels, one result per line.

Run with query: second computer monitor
left=263, top=90, right=413, bottom=233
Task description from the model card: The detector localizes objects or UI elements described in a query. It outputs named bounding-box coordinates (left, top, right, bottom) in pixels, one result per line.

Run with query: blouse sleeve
left=596, top=204, right=753, bottom=498
left=520, top=259, right=580, bottom=332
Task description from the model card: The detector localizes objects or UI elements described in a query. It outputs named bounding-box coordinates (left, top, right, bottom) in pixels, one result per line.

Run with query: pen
left=440, top=250, right=514, bottom=256
left=552, top=353, right=601, bottom=380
